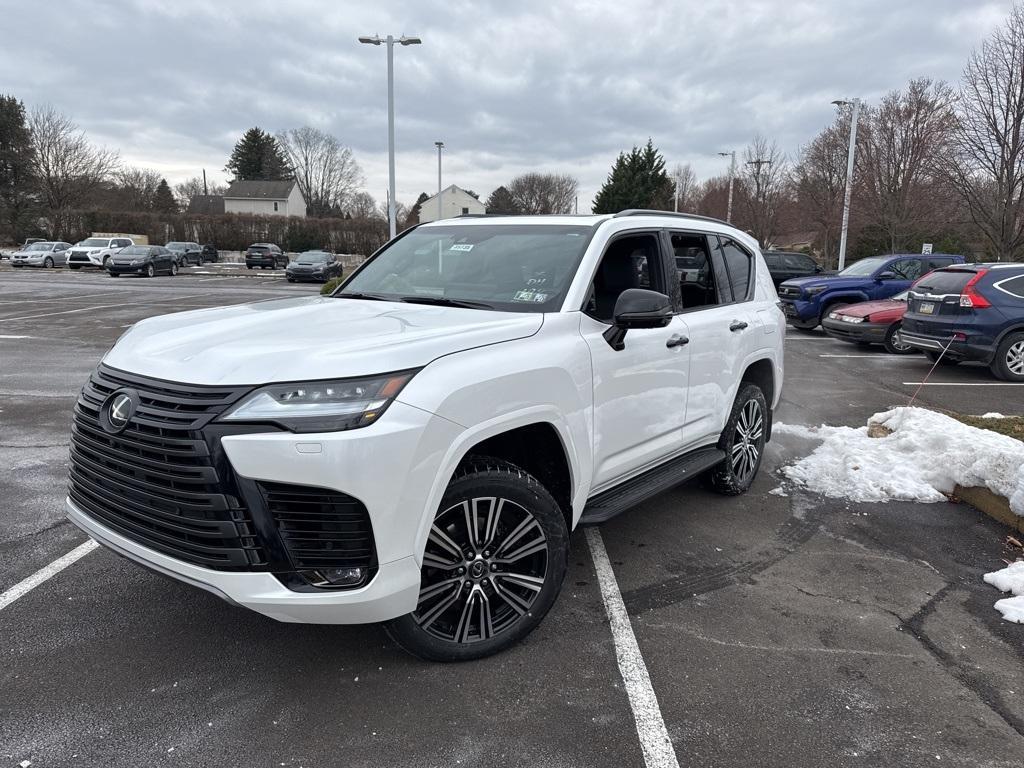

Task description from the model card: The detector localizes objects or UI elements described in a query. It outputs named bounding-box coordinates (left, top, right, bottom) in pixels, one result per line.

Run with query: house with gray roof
left=223, top=180, right=306, bottom=218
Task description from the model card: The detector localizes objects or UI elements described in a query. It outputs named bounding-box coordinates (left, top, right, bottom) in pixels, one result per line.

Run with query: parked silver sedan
left=10, top=241, right=73, bottom=268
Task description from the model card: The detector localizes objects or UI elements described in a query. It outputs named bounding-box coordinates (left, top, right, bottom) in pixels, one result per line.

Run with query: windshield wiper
left=395, top=295, right=495, bottom=310
left=332, top=291, right=392, bottom=301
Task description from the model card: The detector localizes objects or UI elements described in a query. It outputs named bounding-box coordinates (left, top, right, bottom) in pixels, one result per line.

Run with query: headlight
left=841, top=315, right=864, bottom=324
left=131, top=259, right=142, bottom=265
left=220, top=370, right=417, bottom=433
left=804, top=285, right=828, bottom=296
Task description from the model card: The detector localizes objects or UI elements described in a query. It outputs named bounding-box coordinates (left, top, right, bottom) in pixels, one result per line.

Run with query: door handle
left=729, top=321, right=748, bottom=332
left=666, top=334, right=689, bottom=348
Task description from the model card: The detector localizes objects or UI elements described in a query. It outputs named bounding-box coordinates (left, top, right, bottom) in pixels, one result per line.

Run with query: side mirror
left=603, top=288, right=673, bottom=351
left=877, top=270, right=897, bottom=281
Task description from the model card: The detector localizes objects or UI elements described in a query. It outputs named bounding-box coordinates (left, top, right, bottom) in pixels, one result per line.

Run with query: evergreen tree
left=0, top=94, right=36, bottom=240
left=592, top=139, right=674, bottom=213
left=152, top=178, right=178, bottom=213
left=225, top=127, right=291, bottom=181
left=485, top=185, right=520, bottom=215
left=405, top=191, right=430, bottom=226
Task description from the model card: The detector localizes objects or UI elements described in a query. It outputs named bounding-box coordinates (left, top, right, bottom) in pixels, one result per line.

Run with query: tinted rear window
left=914, top=269, right=975, bottom=295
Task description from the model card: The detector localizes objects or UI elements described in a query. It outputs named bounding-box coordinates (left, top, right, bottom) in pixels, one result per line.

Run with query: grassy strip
left=948, top=413, right=1024, bottom=442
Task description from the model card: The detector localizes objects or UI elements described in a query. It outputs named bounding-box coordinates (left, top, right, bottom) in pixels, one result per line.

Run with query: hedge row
left=47, top=210, right=390, bottom=255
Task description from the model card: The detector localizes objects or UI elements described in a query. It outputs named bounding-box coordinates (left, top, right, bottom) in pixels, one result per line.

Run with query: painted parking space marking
left=818, top=354, right=918, bottom=359
left=0, top=334, right=32, bottom=339
left=0, top=540, right=98, bottom=612
left=586, top=528, right=680, bottom=768
left=901, top=381, right=1024, bottom=387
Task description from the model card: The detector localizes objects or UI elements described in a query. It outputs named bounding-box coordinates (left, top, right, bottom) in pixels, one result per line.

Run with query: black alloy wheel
left=386, top=458, right=568, bottom=661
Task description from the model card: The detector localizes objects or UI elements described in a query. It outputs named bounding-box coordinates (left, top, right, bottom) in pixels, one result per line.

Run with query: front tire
left=43, top=257, right=54, bottom=268
left=386, top=457, right=568, bottom=662
left=991, top=331, right=1024, bottom=382
left=789, top=316, right=818, bottom=331
left=708, top=384, right=768, bottom=496
left=145, top=264, right=155, bottom=278
left=883, top=322, right=915, bottom=354
left=170, top=262, right=179, bottom=276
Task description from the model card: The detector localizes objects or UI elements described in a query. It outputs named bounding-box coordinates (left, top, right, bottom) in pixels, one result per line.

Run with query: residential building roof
left=224, top=180, right=296, bottom=200
left=187, top=195, right=225, bottom=215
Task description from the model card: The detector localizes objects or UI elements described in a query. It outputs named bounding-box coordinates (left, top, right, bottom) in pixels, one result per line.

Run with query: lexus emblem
left=102, top=389, right=138, bottom=433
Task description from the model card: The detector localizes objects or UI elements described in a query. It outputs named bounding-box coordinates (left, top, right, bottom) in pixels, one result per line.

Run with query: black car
left=201, top=243, right=219, bottom=263
left=285, top=250, right=344, bottom=283
left=245, top=243, right=287, bottom=270
left=763, top=250, right=824, bottom=287
left=165, top=241, right=203, bottom=267
left=106, top=245, right=177, bottom=278
left=901, top=263, right=1024, bottom=381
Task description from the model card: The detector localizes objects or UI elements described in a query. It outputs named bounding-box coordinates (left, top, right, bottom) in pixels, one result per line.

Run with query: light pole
left=717, top=151, right=736, bottom=223
left=833, top=97, right=861, bottom=271
left=434, top=141, right=444, bottom=221
left=359, top=33, right=421, bottom=239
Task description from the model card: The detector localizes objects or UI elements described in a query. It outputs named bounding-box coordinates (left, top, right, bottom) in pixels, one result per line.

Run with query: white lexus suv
left=66, top=211, right=784, bottom=661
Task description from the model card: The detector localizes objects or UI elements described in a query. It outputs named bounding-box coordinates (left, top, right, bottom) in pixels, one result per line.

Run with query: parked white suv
left=67, top=236, right=134, bottom=269
left=66, top=211, right=784, bottom=660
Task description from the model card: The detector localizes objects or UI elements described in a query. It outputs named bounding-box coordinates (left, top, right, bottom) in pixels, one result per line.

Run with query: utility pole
left=717, top=151, right=736, bottom=223
left=434, top=141, right=444, bottom=222
left=202, top=168, right=208, bottom=196
left=833, top=97, right=862, bottom=271
left=359, top=33, right=422, bottom=239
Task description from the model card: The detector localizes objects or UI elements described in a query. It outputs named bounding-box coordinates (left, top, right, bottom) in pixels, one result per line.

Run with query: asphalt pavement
left=0, top=264, right=1021, bottom=768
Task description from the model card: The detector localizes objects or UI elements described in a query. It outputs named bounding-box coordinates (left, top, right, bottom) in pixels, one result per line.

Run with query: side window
left=670, top=232, right=719, bottom=311
left=720, top=238, right=754, bottom=301
left=926, top=257, right=952, bottom=272
left=784, top=253, right=813, bottom=271
left=763, top=252, right=781, bottom=268
left=273, top=201, right=279, bottom=212
left=585, top=233, right=663, bottom=322
left=996, top=274, right=1024, bottom=300
left=889, top=259, right=922, bottom=280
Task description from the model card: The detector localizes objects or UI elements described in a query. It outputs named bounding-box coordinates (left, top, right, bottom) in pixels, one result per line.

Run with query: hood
left=833, top=299, right=905, bottom=319
left=103, top=296, right=544, bottom=385
left=780, top=275, right=871, bottom=291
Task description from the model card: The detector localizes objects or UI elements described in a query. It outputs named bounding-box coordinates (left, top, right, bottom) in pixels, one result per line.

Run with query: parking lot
left=1, top=264, right=1022, bottom=767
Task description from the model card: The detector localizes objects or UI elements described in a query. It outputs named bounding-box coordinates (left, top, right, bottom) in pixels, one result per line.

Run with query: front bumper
left=286, top=271, right=326, bottom=281
left=67, top=498, right=421, bottom=623
left=10, top=256, right=48, bottom=267
left=779, top=298, right=817, bottom=322
left=67, top=398, right=463, bottom=624
left=68, top=253, right=104, bottom=266
left=107, top=264, right=147, bottom=275
left=821, top=317, right=889, bottom=343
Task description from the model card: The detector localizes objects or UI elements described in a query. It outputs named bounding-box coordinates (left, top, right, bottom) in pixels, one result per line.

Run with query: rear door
left=905, top=267, right=976, bottom=336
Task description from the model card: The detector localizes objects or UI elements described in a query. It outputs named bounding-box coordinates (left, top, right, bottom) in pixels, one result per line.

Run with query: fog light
left=303, top=567, right=366, bottom=588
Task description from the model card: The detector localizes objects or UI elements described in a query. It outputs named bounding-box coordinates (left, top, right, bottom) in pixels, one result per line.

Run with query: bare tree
left=670, top=163, right=698, bottom=211
left=112, top=167, right=162, bottom=211
left=276, top=126, right=363, bottom=217
left=344, top=191, right=377, bottom=219
left=173, top=175, right=227, bottom=209
left=28, top=105, right=118, bottom=232
left=856, top=78, right=957, bottom=253
left=947, top=5, right=1024, bottom=260
left=506, top=173, right=578, bottom=214
left=740, top=135, right=789, bottom=244
left=792, top=114, right=854, bottom=268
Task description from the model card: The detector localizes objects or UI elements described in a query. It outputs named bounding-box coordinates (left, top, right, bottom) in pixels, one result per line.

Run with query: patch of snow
left=984, top=560, right=1024, bottom=594
left=993, top=596, right=1024, bottom=623
left=768, top=486, right=788, bottom=497
left=775, top=407, right=1024, bottom=515
left=981, top=412, right=1006, bottom=419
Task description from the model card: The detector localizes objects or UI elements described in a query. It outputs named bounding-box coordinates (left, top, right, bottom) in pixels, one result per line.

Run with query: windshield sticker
left=449, top=243, right=474, bottom=252
left=512, top=289, right=550, bottom=303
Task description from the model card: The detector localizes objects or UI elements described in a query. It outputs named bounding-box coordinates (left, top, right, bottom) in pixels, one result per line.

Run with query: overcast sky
left=0, top=0, right=1014, bottom=212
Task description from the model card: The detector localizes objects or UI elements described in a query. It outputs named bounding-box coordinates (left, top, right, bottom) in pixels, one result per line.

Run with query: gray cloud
left=0, top=0, right=1013, bottom=210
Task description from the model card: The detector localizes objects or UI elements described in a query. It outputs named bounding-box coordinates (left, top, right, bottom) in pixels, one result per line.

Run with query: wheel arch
left=739, top=357, right=776, bottom=441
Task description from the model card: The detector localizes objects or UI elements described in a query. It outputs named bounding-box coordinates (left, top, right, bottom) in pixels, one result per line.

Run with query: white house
left=418, top=185, right=486, bottom=223
left=224, top=180, right=306, bottom=218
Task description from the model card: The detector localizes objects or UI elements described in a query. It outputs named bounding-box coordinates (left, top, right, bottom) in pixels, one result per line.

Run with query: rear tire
left=385, top=457, right=568, bottom=662
left=991, top=331, right=1024, bottom=382
left=883, top=322, right=915, bottom=354
left=108, top=272, right=119, bottom=278
left=708, top=384, right=768, bottom=496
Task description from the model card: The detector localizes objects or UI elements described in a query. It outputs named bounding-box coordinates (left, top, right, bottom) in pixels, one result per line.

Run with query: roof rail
left=613, top=209, right=731, bottom=227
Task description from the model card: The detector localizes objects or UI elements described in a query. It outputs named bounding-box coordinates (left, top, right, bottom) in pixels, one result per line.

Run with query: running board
left=579, top=447, right=726, bottom=526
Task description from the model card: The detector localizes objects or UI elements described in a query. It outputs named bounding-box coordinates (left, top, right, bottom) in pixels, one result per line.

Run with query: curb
left=955, top=485, right=1024, bottom=534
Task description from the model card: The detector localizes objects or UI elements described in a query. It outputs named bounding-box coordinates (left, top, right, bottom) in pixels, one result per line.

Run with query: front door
left=580, top=231, right=691, bottom=490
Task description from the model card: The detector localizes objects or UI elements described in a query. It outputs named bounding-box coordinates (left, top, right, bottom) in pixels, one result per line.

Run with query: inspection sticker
left=449, top=243, right=474, bottom=251
left=512, top=290, right=549, bottom=303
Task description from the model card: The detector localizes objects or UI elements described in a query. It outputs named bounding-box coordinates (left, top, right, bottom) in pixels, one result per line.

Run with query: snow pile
left=983, top=561, right=1024, bottom=623
left=981, top=412, right=1006, bottom=419
left=774, top=407, right=1024, bottom=515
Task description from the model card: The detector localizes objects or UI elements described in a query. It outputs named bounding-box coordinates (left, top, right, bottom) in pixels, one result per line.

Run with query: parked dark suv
left=778, top=253, right=965, bottom=330
left=201, top=243, right=219, bottom=263
left=901, top=263, right=1024, bottom=381
left=245, top=243, right=287, bottom=270
left=763, top=250, right=824, bottom=287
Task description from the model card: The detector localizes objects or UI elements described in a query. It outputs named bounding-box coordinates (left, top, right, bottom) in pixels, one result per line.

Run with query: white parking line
left=818, top=354, right=921, bottom=360
left=0, top=540, right=98, bottom=611
left=586, top=528, right=679, bottom=768
left=784, top=335, right=829, bottom=340
left=901, top=381, right=1024, bottom=387
left=0, top=334, right=32, bottom=339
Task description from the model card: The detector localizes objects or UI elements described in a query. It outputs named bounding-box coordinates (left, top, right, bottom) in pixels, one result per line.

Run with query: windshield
left=165, top=242, right=187, bottom=250
left=26, top=243, right=52, bottom=251
left=79, top=238, right=111, bottom=247
left=839, top=256, right=888, bottom=276
left=337, top=224, right=593, bottom=312
left=299, top=252, right=330, bottom=263
left=119, top=246, right=150, bottom=256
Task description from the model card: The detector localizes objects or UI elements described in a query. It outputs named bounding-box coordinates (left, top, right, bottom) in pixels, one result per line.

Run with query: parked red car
left=820, top=291, right=914, bottom=353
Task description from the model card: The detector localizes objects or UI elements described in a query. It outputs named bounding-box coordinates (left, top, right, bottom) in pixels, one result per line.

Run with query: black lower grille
left=69, top=365, right=266, bottom=570
left=260, top=482, right=377, bottom=574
